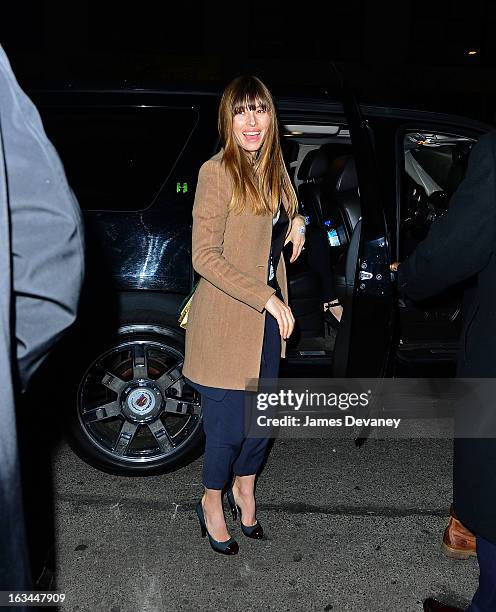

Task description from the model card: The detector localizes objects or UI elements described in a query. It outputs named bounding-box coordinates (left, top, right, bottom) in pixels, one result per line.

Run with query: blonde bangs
left=231, top=89, right=272, bottom=117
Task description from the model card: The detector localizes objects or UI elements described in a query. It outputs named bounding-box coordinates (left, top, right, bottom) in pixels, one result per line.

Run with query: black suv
left=30, top=84, right=492, bottom=475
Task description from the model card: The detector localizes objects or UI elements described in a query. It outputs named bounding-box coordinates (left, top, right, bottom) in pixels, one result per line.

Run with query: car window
left=401, top=131, right=477, bottom=250
left=40, top=107, right=199, bottom=211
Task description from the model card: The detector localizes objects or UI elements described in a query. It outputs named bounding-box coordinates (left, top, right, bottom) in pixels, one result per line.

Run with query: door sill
left=396, top=341, right=458, bottom=364
left=282, top=354, right=333, bottom=368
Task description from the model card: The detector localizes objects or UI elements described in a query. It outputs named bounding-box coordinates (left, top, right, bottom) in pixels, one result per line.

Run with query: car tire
left=64, top=321, right=204, bottom=476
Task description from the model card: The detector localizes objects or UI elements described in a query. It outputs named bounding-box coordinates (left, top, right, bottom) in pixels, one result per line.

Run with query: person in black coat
left=394, top=131, right=496, bottom=612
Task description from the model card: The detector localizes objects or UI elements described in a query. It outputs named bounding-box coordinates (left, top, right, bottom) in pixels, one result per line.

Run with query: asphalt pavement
left=46, top=432, right=479, bottom=612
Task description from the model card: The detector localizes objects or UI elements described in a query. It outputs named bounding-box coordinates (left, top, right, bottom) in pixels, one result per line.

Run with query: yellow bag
left=178, top=281, right=199, bottom=329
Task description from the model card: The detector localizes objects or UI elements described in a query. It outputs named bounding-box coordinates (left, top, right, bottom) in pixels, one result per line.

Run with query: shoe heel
left=226, top=487, right=238, bottom=521
left=195, top=501, right=207, bottom=537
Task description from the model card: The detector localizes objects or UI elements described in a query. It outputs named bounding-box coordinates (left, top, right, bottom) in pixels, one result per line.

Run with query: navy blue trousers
left=467, top=535, right=496, bottom=612
left=185, top=301, right=281, bottom=490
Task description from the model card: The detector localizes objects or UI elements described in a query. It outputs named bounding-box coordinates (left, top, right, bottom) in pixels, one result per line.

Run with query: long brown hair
left=218, top=75, right=298, bottom=218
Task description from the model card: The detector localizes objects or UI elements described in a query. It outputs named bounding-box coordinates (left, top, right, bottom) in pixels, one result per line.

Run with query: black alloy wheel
left=69, top=325, right=203, bottom=475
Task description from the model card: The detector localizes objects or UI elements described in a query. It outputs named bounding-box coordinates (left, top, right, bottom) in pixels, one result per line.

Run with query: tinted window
left=40, top=107, right=199, bottom=211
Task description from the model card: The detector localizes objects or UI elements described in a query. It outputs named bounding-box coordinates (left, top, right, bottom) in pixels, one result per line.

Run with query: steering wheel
left=402, top=181, right=448, bottom=232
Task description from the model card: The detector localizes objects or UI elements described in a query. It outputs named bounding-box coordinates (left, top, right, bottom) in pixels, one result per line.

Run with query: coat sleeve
left=191, top=159, right=276, bottom=312
left=0, top=45, right=85, bottom=391
left=398, top=132, right=496, bottom=301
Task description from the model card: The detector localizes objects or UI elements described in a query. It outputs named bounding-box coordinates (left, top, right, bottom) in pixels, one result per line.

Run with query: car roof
left=26, top=78, right=329, bottom=98
left=27, top=81, right=493, bottom=132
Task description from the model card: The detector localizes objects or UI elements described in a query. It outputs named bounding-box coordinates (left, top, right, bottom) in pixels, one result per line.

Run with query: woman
left=182, top=75, right=306, bottom=555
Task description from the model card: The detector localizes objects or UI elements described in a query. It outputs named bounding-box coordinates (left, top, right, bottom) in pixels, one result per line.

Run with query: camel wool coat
left=182, top=149, right=295, bottom=390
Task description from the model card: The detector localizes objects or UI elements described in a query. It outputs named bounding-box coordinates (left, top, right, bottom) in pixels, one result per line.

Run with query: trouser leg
left=466, top=535, right=496, bottom=612
left=201, top=389, right=245, bottom=490
left=232, top=310, right=280, bottom=477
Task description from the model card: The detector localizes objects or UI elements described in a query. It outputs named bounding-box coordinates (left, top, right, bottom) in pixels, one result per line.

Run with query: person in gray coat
left=0, top=44, right=84, bottom=592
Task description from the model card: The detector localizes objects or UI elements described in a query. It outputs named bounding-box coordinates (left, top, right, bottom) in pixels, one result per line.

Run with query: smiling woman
left=181, top=74, right=306, bottom=556
left=216, top=75, right=300, bottom=218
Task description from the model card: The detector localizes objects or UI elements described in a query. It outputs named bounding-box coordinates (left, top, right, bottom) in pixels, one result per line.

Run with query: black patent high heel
left=226, top=486, right=264, bottom=540
left=195, top=500, right=239, bottom=555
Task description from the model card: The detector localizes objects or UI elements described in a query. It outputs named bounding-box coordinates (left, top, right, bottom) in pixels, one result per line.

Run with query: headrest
left=297, top=147, right=331, bottom=181
left=328, top=155, right=358, bottom=192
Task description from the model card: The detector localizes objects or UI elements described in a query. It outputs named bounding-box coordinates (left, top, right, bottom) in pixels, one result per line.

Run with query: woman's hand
left=264, top=294, right=295, bottom=340
left=390, top=262, right=401, bottom=272
left=284, top=214, right=306, bottom=263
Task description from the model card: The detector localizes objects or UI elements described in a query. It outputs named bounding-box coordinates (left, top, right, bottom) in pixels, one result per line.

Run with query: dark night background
left=2, top=0, right=496, bottom=123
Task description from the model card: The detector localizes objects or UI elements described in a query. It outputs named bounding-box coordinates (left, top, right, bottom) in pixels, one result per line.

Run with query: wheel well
left=76, top=290, right=186, bottom=353
left=118, top=291, right=185, bottom=323
left=117, top=291, right=186, bottom=345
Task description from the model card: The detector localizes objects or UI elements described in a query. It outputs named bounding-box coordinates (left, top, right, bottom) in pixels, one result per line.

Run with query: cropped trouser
left=185, top=288, right=281, bottom=490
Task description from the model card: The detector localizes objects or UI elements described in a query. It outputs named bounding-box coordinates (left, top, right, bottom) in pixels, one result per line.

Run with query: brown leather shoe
left=441, top=504, right=476, bottom=560
left=423, top=597, right=463, bottom=612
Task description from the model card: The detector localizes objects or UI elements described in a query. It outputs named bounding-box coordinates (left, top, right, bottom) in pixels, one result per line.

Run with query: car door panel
left=330, top=82, right=394, bottom=378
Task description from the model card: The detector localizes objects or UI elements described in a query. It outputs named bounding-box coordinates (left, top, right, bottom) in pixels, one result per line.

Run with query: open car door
left=331, top=71, right=394, bottom=377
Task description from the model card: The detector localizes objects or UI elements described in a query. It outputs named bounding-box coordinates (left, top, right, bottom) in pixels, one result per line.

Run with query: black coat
left=398, top=130, right=496, bottom=544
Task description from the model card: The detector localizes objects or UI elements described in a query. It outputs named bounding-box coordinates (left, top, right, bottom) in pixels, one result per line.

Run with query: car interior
left=279, top=123, right=479, bottom=370
left=279, top=122, right=359, bottom=366
left=397, top=130, right=477, bottom=366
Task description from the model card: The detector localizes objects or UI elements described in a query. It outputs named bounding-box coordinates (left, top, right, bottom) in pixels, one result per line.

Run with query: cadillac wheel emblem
left=127, top=388, right=156, bottom=415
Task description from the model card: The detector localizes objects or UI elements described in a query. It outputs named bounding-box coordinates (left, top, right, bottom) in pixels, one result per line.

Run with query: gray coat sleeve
left=0, top=45, right=85, bottom=391
left=398, top=131, right=496, bottom=301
